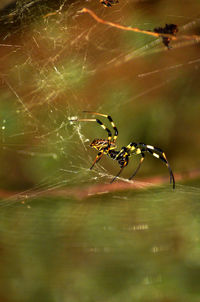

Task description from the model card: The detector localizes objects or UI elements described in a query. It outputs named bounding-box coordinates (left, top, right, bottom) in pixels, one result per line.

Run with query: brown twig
left=79, top=8, right=200, bottom=43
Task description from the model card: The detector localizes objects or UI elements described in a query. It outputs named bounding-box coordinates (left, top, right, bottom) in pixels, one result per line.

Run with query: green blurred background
left=0, top=0, right=200, bottom=301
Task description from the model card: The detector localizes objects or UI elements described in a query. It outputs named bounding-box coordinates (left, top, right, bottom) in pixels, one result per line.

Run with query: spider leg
left=110, top=166, right=125, bottom=184
left=125, top=143, right=145, bottom=180
left=139, top=144, right=175, bottom=189
left=125, top=142, right=175, bottom=188
left=83, top=111, right=118, bottom=142
left=70, top=114, right=114, bottom=169
left=110, top=153, right=129, bottom=183
left=77, top=117, right=113, bottom=144
left=157, top=152, right=175, bottom=189
left=100, top=1, right=112, bottom=7
left=73, top=117, right=113, bottom=145
left=90, top=152, right=104, bottom=170
left=129, top=153, right=145, bottom=180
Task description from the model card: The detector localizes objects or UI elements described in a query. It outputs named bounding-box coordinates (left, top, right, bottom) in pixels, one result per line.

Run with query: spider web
left=0, top=0, right=200, bottom=206
left=1, top=1, right=200, bottom=301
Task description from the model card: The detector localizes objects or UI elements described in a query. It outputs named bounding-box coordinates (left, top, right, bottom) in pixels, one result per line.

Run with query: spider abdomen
left=108, top=149, right=119, bottom=159
left=108, top=149, right=129, bottom=167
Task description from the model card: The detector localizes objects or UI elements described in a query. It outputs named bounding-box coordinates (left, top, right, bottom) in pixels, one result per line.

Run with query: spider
left=100, top=0, right=119, bottom=7
left=154, top=24, right=178, bottom=49
left=71, top=111, right=175, bottom=189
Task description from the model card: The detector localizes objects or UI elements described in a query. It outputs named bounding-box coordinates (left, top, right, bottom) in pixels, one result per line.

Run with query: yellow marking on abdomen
left=136, top=149, right=141, bottom=154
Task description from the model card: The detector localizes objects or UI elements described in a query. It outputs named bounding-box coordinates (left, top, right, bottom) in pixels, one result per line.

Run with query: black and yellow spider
left=100, top=0, right=119, bottom=7
left=71, top=111, right=175, bottom=188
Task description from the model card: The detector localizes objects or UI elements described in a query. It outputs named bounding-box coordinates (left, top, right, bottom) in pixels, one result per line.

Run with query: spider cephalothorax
left=71, top=111, right=175, bottom=188
left=90, top=139, right=116, bottom=152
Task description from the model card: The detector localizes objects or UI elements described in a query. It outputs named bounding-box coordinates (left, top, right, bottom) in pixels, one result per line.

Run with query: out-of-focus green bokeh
left=1, top=188, right=200, bottom=302
left=0, top=0, right=200, bottom=301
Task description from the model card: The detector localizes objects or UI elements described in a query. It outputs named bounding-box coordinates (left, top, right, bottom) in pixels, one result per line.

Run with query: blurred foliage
left=0, top=0, right=200, bottom=301
left=0, top=0, right=200, bottom=189
left=1, top=187, right=200, bottom=301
